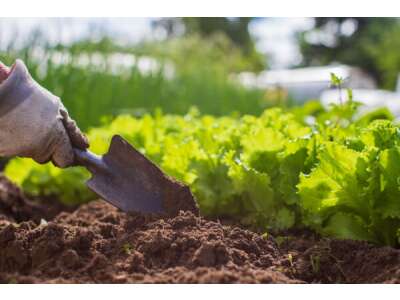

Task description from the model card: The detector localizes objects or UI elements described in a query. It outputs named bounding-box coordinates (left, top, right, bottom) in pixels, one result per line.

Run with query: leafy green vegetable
left=5, top=106, right=400, bottom=246
left=298, top=120, right=400, bottom=246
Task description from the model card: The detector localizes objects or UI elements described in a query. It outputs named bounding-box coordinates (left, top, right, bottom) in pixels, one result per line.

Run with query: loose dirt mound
left=0, top=200, right=297, bottom=283
left=0, top=175, right=399, bottom=283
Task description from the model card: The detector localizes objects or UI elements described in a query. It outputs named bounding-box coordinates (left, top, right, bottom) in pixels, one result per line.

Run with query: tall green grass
left=1, top=36, right=268, bottom=130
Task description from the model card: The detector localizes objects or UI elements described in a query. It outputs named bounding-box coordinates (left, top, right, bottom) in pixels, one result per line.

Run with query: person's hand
left=0, top=59, right=89, bottom=167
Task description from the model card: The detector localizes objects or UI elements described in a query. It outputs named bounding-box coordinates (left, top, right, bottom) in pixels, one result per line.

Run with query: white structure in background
left=238, top=65, right=376, bottom=102
left=238, top=65, right=400, bottom=118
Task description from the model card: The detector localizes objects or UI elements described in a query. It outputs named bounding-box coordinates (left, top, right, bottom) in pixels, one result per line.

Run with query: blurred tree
left=153, top=18, right=266, bottom=72
left=298, top=18, right=400, bottom=89
left=183, top=18, right=253, bottom=53
left=138, top=33, right=259, bottom=74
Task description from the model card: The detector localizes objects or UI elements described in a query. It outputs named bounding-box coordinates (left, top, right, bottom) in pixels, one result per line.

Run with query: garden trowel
left=73, top=135, right=199, bottom=216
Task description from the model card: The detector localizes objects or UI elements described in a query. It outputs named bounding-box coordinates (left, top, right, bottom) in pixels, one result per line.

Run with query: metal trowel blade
left=82, top=135, right=199, bottom=216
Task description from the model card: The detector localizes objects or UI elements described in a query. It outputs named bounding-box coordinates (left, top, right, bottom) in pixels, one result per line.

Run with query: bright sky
left=0, top=18, right=314, bottom=69
left=250, top=18, right=314, bottom=68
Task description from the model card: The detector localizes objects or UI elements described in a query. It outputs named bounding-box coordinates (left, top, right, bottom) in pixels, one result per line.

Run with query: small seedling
left=329, top=72, right=360, bottom=127
left=122, top=243, right=133, bottom=255
left=330, top=72, right=344, bottom=87
left=288, top=253, right=294, bottom=267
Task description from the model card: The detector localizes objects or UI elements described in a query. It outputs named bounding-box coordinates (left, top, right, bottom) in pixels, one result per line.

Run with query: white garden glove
left=0, top=59, right=89, bottom=168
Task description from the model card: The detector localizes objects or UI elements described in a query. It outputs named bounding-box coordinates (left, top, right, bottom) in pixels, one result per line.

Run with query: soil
left=0, top=175, right=399, bottom=283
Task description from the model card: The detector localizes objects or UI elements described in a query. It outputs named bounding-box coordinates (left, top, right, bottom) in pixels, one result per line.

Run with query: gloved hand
left=0, top=59, right=89, bottom=168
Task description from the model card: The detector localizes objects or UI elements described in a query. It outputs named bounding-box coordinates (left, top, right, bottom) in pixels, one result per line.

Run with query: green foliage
left=298, top=120, right=400, bottom=246
left=299, top=18, right=400, bottom=89
left=6, top=108, right=310, bottom=232
left=139, top=33, right=260, bottom=74
left=0, top=35, right=267, bottom=131
left=5, top=104, right=400, bottom=246
left=330, top=73, right=343, bottom=87
left=152, top=17, right=266, bottom=72
left=365, top=23, right=400, bottom=89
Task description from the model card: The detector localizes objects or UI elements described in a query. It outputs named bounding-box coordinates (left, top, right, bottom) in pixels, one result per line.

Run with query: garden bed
left=0, top=175, right=398, bottom=284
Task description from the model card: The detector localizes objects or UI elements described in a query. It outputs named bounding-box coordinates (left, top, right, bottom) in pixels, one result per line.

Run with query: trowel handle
left=73, top=148, right=108, bottom=174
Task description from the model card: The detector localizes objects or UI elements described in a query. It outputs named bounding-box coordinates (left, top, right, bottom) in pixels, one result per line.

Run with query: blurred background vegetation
left=0, top=17, right=400, bottom=130
left=298, top=17, right=400, bottom=90
left=0, top=18, right=270, bottom=130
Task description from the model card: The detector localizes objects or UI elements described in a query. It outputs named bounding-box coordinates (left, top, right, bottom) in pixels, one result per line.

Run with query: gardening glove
left=0, top=59, right=89, bottom=168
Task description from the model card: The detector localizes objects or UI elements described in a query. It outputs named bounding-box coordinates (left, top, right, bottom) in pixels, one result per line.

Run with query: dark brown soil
left=0, top=176, right=73, bottom=223
left=0, top=175, right=399, bottom=283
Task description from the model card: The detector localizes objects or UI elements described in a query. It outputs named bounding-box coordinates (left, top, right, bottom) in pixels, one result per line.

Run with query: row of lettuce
left=5, top=105, right=400, bottom=246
